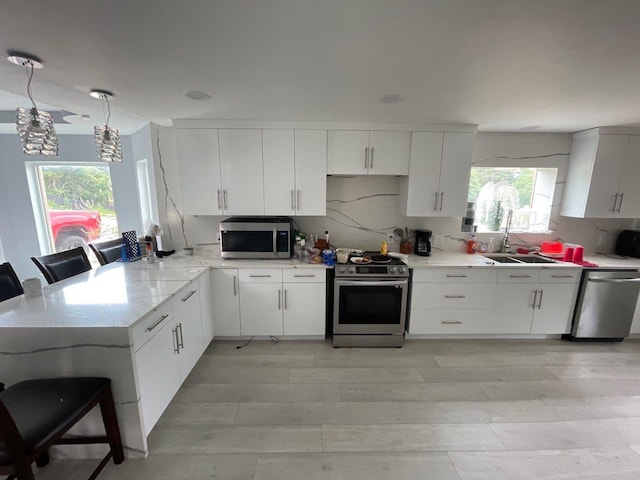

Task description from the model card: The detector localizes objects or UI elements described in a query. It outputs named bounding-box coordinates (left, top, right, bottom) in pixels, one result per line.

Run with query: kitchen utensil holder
left=399, top=242, right=412, bottom=254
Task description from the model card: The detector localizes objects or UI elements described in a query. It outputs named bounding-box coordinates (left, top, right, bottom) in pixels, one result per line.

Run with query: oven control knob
left=348, top=266, right=356, bottom=274
left=388, top=266, right=397, bottom=274
left=337, top=266, right=347, bottom=274
left=397, top=266, right=407, bottom=274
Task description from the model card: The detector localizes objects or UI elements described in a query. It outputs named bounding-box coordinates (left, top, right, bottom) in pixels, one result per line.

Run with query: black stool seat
left=0, top=377, right=123, bottom=480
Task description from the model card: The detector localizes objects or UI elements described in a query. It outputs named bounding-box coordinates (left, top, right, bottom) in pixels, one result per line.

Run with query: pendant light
left=7, top=51, right=59, bottom=156
left=91, top=89, right=123, bottom=163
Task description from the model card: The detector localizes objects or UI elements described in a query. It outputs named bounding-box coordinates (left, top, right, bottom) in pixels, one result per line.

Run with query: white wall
left=0, top=133, right=141, bottom=280
left=150, top=130, right=637, bottom=255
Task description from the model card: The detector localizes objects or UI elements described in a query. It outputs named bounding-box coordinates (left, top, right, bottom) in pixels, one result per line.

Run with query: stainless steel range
left=333, top=254, right=410, bottom=347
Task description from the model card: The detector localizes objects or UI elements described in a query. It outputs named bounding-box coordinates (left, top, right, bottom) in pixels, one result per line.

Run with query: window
left=27, top=163, right=120, bottom=267
left=468, top=167, right=558, bottom=233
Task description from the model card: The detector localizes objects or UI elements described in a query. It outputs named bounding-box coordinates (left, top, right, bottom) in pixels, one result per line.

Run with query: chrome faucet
left=500, top=209, right=514, bottom=253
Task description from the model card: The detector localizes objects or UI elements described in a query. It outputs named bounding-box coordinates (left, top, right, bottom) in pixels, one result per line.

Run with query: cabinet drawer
left=497, top=268, right=540, bottom=283
left=413, top=268, right=497, bottom=283
left=538, top=268, right=581, bottom=283
left=239, top=269, right=283, bottom=282
left=410, top=308, right=531, bottom=335
left=412, top=283, right=494, bottom=309
left=283, top=268, right=326, bottom=283
left=131, top=301, right=174, bottom=351
left=174, top=281, right=199, bottom=304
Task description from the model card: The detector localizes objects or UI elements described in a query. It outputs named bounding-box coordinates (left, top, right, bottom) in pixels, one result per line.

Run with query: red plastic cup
left=563, top=247, right=574, bottom=262
left=573, top=246, right=584, bottom=263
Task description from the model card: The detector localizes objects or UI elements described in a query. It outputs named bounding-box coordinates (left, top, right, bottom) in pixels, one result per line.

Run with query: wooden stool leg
left=35, top=450, right=50, bottom=468
left=99, top=385, right=124, bottom=464
left=13, top=460, right=35, bottom=480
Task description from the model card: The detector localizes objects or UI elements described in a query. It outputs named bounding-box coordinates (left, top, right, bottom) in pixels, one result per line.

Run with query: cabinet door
left=283, top=283, right=325, bottom=335
left=211, top=269, right=241, bottom=336
left=199, top=271, right=214, bottom=349
left=263, top=129, right=295, bottom=215
left=618, top=136, right=640, bottom=217
left=327, top=130, right=370, bottom=174
left=135, top=320, right=180, bottom=435
left=583, top=134, right=628, bottom=217
left=368, top=131, right=410, bottom=175
left=219, top=129, right=264, bottom=215
left=175, top=129, right=223, bottom=215
left=294, top=130, right=327, bottom=216
left=491, top=283, right=536, bottom=333
left=239, top=283, right=283, bottom=335
left=173, top=283, right=203, bottom=383
left=438, top=132, right=474, bottom=217
left=531, top=284, right=578, bottom=334
left=400, top=132, right=443, bottom=216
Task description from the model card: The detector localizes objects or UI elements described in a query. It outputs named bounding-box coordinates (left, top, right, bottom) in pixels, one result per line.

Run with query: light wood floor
left=28, top=338, right=640, bottom=479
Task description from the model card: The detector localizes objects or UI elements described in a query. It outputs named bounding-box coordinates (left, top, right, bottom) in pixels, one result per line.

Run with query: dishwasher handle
left=588, top=277, right=640, bottom=284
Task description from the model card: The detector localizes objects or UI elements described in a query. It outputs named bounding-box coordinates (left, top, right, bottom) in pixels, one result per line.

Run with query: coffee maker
left=415, top=229, right=432, bottom=256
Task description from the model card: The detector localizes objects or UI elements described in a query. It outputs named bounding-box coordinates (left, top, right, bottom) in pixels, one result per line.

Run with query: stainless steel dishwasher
left=565, top=269, right=640, bottom=341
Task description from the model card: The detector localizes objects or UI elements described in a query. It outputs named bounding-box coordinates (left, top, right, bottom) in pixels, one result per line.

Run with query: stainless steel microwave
left=219, top=217, right=293, bottom=259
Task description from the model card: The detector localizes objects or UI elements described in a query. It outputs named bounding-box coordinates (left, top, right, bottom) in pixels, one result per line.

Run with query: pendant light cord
left=101, top=95, right=111, bottom=127
left=24, top=62, right=38, bottom=110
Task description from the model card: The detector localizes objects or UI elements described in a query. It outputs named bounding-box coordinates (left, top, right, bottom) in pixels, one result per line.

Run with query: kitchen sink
left=483, top=254, right=556, bottom=264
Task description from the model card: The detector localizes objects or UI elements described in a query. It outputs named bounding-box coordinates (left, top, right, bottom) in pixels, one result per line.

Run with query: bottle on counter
left=488, top=237, right=495, bottom=253
left=380, top=240, right=388, bottom=255
left=466, top=234, right=477, bottom=254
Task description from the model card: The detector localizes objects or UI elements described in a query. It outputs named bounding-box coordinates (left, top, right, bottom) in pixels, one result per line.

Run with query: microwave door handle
left=273, top=227, right=278, bottom=257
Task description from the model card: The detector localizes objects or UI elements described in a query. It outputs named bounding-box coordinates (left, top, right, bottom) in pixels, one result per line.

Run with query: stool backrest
left=0, top=262, right=23, bottom=302
left=89, top=238, right=123, bottom=266
left=31, top=247, right=92, bottom=284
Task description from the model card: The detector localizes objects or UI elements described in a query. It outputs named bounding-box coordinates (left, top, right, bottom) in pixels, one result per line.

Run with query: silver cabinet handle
left=442, top=320, right=463, bottom=324
left=249, top=274, right=272, bottom=278
left=551, top=274, right=574, bottom=278
left=217, top=189, right=222, bottom=210
left=370, top=147, right=374, bottom=169
left=617, top=193, right=624, bottom=213
left=611, top=193, right=619, bottom=212
left=172, top=326, right=180, bottom=354
left=444, top=295, right=466, bottom=299
left=223, top=190, right=228, bottom=210
left=510, top=275, right=532, bottom=278
left=145, top=314, right=170, bottom=332
left=446, top=274, right=468, bottom=278
left=364, top=146, right=369, bottom=169
left=297, top=190, right=301, bottom=210
left=294, top=274, right=316, bottom=278
left=291, top=190, right=295, bottom=210
left=537, top=289, right=544, bottom=309
left=439, top=192, right=444, bottom=211
left=233, top=275, right=238, bottom=296
left=181, top=290, right=197, bottom=302
left=589, top=277, right=640, bottom=284
left=434, top=191, right=439, bottom=211
left=530, top=290, right=538, bottom=309
left=177, top=322, right=184, bottom=349
left=278, top=289, right=282, bottom=310
left=284, top=289, right=288, bottom=310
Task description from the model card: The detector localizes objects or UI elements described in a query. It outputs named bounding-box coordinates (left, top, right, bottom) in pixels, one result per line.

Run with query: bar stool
left=88, top=238, right=122, bottom=266
left=0, top=262, right=23, bottom=302
left=31, top=247, right=92, bottom=284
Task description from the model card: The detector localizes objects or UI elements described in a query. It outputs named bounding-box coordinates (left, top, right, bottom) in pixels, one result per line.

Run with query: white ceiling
left=0, top=0, right=639, bottom=134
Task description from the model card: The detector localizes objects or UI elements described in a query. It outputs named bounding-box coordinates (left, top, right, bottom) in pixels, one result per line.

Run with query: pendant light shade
left=91, top=89, right=123, bottom=163
left=7, top=52, right=59, bottom=156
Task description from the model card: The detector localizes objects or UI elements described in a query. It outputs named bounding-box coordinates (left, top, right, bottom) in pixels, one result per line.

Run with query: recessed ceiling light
left=379, top=94, right=403, bottom=104
left=184, top=90, right=211, bottom=101
left=62, top=112, right=91, bottom=124
left=518, top=125, right=542, bottom=131
left=89, top=89, right=113, bottom=100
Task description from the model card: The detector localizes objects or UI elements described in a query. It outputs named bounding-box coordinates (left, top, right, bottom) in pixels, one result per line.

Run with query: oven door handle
left=336, top=280, right=408, bottom=287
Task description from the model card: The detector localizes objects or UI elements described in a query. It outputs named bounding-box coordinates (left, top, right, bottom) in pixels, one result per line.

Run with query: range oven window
left=338, top=284, right=403, bottom=325
left=221, top=231, right=274, bottom=253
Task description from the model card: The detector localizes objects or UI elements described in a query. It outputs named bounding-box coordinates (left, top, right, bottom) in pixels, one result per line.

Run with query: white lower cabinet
left=134, top=273, right=209, bottom=436
left=409, top=266, right=580, bottom=336
left=199, top=269, right=214, bottom=348
left=211, top=269, right=241, bottom=336
left=233, top=268, right=326, bottom=337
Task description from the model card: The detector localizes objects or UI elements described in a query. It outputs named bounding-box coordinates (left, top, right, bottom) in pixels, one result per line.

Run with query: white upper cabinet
left=399, top=131, right=474, bottom=217
left=219, top=129, right=265, bottom=215
left=328, top=130, right=409, bottom=175
left=263, top=129, right=327, bottom=216
left=175, top=129, right=223, bottom=215
left=561, top=129, right=640, bottom=218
